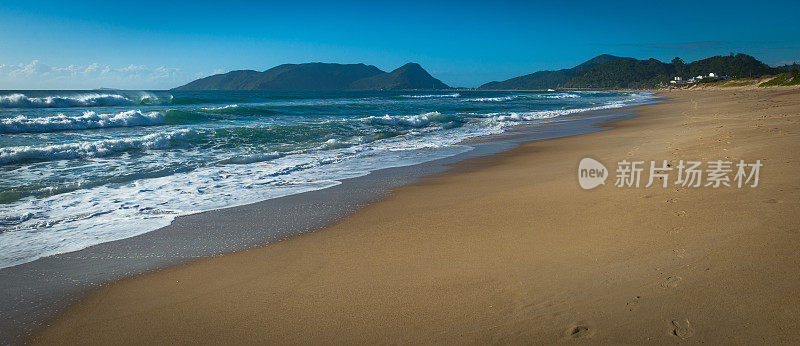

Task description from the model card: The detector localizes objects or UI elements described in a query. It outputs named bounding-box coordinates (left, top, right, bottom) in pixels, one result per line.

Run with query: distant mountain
left=481, top=53, right=780, bottom=90
left=563, top=58, right=676, bottom=89
left=565, top=53, right=778, bottom=89
left=479, top=54, right=631, bottom=90
left=174, top=63, right=384, bottom=91
left=676, top=53, right=775, bottom=79
left=173, top=62, right=449, bottom=91
left=349, top=63, right=449, bottom=90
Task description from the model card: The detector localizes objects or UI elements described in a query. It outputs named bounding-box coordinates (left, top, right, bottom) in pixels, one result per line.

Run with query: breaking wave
left=199, top=104, right=278, bottom=116
left=0, top=92, right=175, bottom=108
left=364, top=111, right=462, bottom=128
left=0, top=109, right=215, bottom=133
left=488, top=98, right=638, bottom=122
left=0, top=93, right=134, bottom=108
left=544, top=93, right=580, bottom=99
left=464, top=96, right=518, bottom=102
left=402, top=93, right=461, bottom=99
left=0, top=130, right=193, bottom=164
left=0, top=110, right=166, bottom=133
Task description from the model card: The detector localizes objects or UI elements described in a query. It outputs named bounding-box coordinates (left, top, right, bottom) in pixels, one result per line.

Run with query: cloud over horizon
left=0, top=60, right=200, bottom=90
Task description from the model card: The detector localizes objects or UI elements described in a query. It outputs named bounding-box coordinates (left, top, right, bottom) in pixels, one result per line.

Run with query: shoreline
left=31, top=87, right=800, bottom=343
left=0, top=100, right=651, bottom=345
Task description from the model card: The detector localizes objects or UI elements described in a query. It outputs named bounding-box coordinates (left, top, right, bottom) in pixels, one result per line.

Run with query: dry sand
left=33, top=88, right=800, bottom=344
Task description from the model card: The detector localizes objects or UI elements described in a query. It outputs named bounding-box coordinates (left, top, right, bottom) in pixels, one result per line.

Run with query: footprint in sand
left=661, top=276, right=682, bottom=288
left=671, top=319, right=695, bottom=339
left=565, top=323, right=593, bottom=339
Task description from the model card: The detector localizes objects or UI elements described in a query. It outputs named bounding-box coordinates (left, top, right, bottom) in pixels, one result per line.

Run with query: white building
left=670, top=76, right=687, bottom=85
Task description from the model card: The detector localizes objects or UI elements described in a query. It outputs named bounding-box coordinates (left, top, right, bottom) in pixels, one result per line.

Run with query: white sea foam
left=217, top=152, right=283, bottom=165
left=0, top=110, right=165, bottom=133
left=201, top=104, right=239, bottom=111
left=545, top=93, right=580, bottom=99
left=464, top=96, right=518, bottom=102
left=0, top=131, right=478, bottom=268
left=365, top=111, right=444, bottom=128
left=0, top=93, right=135, bottom=108
left=402, top=93, right=460, bottom=99
left=0, top=129, right=192, bottom=164
left=488, top=95, right=647, bottom=122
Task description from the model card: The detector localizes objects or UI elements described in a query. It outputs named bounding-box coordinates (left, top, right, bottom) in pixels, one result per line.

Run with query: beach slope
left=34, top=88, right=800, bottom=344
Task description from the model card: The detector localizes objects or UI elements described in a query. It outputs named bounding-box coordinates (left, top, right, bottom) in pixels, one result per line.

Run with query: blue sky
left=1, top=0, right=798, bottom=89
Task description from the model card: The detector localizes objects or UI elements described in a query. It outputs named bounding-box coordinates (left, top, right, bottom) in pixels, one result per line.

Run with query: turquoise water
left=0, top=90, right=653, bottom=268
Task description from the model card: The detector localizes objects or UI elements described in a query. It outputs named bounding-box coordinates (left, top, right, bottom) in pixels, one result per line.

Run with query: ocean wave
left=488, top=99, right=636, bottom=122
left=365, top=111, right=461, bottom=128
left=489, top=111, right=564, bottom=122
left=216, top=152, right=283, bottom=165
left=137, top=92, right=168, bottom=105
left=199, top=104, right=278, bottom=116
left=0, top=93, right=135, bottom=108
left=544, top=93, right=580, bottom=99
left=0, top=109, right=218, bottom=133
left=162, top=110, right=211, bottom=125
left=402, top=93, right=461, bottom=99
left=201, top=104, right=240, bottom=112
left=0, top=110, right=166, bottom=133
left=464, top=96, right=518, bottom=102
left=0, top=92, right=177, bottom=108
left=0, top=130, right=193, bottom=165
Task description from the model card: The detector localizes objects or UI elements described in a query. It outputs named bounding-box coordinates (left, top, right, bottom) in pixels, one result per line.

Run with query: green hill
left=566, top=53, right=779, bottom=89
left=564, top=58, right=677, bottom=89
left=479, top=54, right=630, bottom=90
left=348, top=63, right=449, bottom=90
left=174, top=63, right=449, bottom=91
left=677, top=53, right=775, bottom=79
left=480, top=53, right=781, bottom=90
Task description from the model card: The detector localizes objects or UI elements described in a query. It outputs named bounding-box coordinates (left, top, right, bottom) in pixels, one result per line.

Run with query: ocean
left=0, top=89, right=653, bottom=268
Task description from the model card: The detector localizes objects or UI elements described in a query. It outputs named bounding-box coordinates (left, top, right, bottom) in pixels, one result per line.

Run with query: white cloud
left=0, top=60, right=198, bottom=90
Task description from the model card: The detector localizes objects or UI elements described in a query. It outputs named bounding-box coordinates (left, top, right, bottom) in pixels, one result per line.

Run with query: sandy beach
left=32, top=87, right=800, bottom=344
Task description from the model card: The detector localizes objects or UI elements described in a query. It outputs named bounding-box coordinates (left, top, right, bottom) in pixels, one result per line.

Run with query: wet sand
left=33, top=88, right=800, bottom=344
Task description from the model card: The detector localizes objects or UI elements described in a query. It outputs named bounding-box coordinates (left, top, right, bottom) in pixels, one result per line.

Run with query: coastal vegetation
left=478, top=54, right=628, bottom=90
left=759, top=69, right=800, bottom=87
left=482, top=53, right=795, bottom=90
